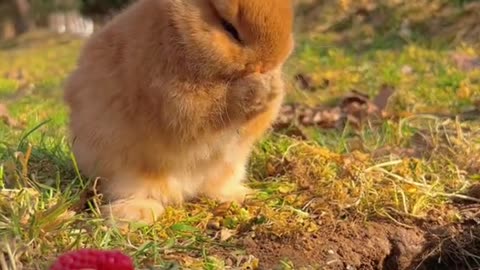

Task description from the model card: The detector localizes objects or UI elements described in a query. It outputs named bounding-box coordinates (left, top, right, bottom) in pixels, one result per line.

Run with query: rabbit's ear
left=210, top=0, right=239, bottom=22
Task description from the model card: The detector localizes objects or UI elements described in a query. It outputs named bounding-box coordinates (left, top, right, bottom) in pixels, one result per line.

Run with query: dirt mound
left=239, top=201, right=480, bottom=270
left=242, top=221, right=480, bottom=269
left=244, top=222, right=425, bottom=270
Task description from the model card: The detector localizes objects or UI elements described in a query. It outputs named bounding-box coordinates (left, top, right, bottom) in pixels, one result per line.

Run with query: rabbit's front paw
left=101, top=198, right=165, bottom=224
left=227, top=74, right=277, bottom=121
left=206, top=183, right=253, bottom=203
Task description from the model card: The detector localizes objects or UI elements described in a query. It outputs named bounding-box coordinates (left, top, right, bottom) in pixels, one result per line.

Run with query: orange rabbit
left=64, top=0, right=294, bottom=223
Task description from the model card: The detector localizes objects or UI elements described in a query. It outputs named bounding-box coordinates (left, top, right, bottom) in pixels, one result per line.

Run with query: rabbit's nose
left=246, top=62, right=275, bottom=74
left=257, top=63, right=276, bottom=74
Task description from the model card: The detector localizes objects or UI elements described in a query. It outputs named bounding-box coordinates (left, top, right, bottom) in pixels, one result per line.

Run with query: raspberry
left=50, top=249, right=134, bottom=270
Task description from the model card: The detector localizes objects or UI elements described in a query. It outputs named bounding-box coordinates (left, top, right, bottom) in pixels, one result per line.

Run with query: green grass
left=288, top=35, right=480, bottom=113
left=0, top=28, right=479, bottom=269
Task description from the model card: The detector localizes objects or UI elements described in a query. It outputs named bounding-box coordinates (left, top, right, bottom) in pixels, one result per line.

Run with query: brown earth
left=243, top=221, right=424, bottom=270
left=240, top=214, right=480, bottom=270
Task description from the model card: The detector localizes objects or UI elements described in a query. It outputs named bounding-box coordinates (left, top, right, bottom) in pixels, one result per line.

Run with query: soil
left=241, top=214, right=480, bottom=270
left=243, top=222, right=425, bottom=270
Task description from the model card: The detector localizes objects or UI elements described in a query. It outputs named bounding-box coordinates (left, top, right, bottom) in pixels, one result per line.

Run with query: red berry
left=50, top=249, right=134, bottom=270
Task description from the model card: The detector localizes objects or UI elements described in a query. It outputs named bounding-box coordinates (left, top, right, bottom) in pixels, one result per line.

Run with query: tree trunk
left=11, top=0, right=31, bottom=35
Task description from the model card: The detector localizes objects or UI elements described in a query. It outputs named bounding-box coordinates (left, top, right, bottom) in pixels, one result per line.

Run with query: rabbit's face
left=168, top=0, right=294, bottom=80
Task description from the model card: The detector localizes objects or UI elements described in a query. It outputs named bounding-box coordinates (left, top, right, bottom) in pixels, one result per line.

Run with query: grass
left=0, top=19, right=480, bottom=270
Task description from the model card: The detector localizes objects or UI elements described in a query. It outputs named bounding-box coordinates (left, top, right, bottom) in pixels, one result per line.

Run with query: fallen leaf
left=459, top=109, right=480, bottom=121
left=274, top=86, right=394, bottom=133
left=8, top=82, right=35, bottom=102
left=220, top=228, right=236, bottom=241
left=451, top=53, right=480, bottom=72
left=70, top=184, right=97, bottom=213
left=347, top=137, right=366, bottom=152
left=466, top=184, right=480, bottom=200
left=3, top=68, right=27, bottom=82
left=212, top=202, right=232, bottom=217
left=373, top=84, right=395, bottom=112
left=311, top=107, right=343, bottom=128
left=401, top=65, right=414, bottom=75
left=207, top=218, right=221, bottom=230
left=294, top=73, right=315, bottom=91
left=0, top=103, right=20, bottom=128
left=340, top=91, right=374, bottom=126
left=282, top=126, right=308, bottom=139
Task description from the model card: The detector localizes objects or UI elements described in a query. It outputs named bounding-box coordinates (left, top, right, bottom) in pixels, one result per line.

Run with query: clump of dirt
left=243, top=221, right=426, bottom=270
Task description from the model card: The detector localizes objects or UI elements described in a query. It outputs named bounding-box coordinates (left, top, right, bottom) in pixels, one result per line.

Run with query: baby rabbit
left=64, top=0, right=294, bottom=223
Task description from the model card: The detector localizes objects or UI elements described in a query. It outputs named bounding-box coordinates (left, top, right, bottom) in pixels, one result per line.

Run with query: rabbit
left=64, top=0, right=294, bottom=224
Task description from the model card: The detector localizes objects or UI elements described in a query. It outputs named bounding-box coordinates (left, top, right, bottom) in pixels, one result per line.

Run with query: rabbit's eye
left=221, top=19, right=241, bottom=43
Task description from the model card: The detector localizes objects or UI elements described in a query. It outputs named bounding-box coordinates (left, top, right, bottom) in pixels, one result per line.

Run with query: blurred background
left=0, top=0, right=480, bottom=43
left=0, top=0, right=130, bottom=39
left=1, top=0, right=480, bottom=44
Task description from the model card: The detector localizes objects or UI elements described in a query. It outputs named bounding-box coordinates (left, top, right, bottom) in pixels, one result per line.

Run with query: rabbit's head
left=167, top=0, right=294, bottom=80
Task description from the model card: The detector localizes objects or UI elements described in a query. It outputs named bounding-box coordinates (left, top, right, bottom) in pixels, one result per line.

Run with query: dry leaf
left=207, top=218, right=221, bottom=230
left=0, top=103, right=20, bottom=128
left=466, top=184, right=480, bottom=200
left=401, top=65, right=413, bottom=75
left=294, top=73, right=315, bottom=91
left=451, top=53, right=480, bottom=72
left=274, top=85, right=395, bottom=133
left=373, top=84, right=395, bottom=112
left=220, top=228, right=236, bottom=241
left=212, top=202, right=232, bottom=217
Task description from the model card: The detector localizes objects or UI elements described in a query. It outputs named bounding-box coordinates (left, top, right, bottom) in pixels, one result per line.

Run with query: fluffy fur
left=64, top=0, right=294, bottom=223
